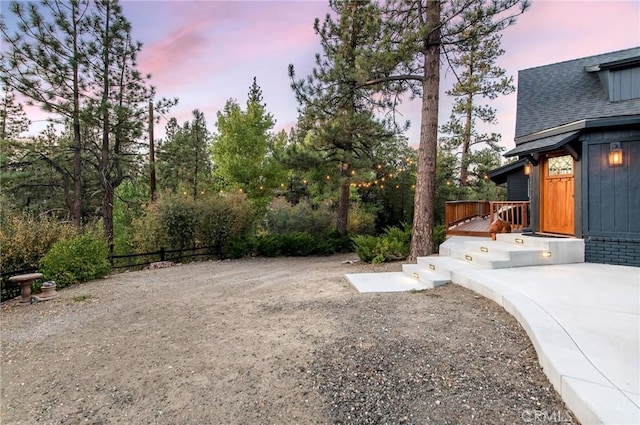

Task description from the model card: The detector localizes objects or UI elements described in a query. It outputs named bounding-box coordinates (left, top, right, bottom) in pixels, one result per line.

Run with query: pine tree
left=0, top=86, right=30, bottom=140
left=1, top=0, right=91, bottom=226
left=356, top=0, right=528, bottom=258
left=84, top=0, right=174, bottom=247
left=440, top=14, right=514, bottom=186
left=289, top=0, right=397, bottom=235
left=157, top=110, right=212, bottom=199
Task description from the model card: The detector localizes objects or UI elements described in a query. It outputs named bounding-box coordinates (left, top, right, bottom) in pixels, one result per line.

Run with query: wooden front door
left=541, top=154, right=574, bottom=235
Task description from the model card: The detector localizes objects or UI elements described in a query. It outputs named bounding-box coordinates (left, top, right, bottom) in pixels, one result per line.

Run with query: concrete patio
left=346, top=237, right=640, bottom=425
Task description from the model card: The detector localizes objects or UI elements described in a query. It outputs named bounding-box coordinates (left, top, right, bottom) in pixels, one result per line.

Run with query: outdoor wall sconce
left=523, top=162, right=533, bottom=175
left=609, top=142, right=623, bottom=166
left=523, top=155, right=538, bottom=175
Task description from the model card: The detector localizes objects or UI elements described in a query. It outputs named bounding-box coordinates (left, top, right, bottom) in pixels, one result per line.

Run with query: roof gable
left=515, top=47, right=640, bottom=141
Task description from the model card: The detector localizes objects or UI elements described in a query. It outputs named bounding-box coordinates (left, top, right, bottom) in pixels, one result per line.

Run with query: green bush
left=352, top=224, right=412, bottom=264
left=40, top=230, right=111, bottom=289
left=256, top=234, right=284, bottom=257
left=112, top=181, right=149, bottom=255
left=0, top=211, right=77, bottom=272
left=323, top=231, right=353, bottom=253
left=352, top=234, right=380, bottom=263
left=226, top=232, right=340, bottom=259
left=224, top=236, right=257, bottom=259
left=434, top=224, right=446, bottom=253
left=346, top=203, right=376, bottom=235
left=131, top=192, right=257, bottom=256
left=262, top=198, right=335, bottom=235
left=160, top=195, right=197, bottom=250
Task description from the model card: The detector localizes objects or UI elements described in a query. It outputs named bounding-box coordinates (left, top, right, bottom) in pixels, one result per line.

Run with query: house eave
left=505, top=131, right=581, bottom=158
left=504, top=115, right=640, bottom=157
left=487, top=158, right=527, bottom=185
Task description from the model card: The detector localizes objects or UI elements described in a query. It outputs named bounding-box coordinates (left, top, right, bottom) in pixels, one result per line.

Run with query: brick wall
left=584, top=236, right=640, bottom=267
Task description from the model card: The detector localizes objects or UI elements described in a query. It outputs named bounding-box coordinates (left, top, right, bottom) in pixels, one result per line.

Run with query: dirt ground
left=1, top=254, right=576, bottom=424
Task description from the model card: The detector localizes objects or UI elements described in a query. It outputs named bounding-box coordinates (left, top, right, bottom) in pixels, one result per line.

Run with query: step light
left=515, top=238, right=524, bottom=244
left=541, top=251, right=552, bottom=258
left=428, top=264, right=436, bottom=270
left=480, top=246, right=488, bottom=253
left=465, top=255, right=473, bottom=261
left=412, top=272, right=419, bottom=280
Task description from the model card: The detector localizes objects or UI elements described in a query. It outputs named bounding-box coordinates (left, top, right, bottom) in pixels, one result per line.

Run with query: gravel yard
left=1, top=254, right=576, bottom=424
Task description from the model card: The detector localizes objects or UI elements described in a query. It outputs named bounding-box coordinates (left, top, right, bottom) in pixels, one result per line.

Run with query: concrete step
left=496, top=234, right=585, bottom=264
left=448, top=247, right=518, bottom=269
left=416, top=255, right=478, bottom=279
left=463, top=240, right=549, bottom=266
left=439, top=236, right=492, bottom=257
left=401, top=263, right=450, bottom=288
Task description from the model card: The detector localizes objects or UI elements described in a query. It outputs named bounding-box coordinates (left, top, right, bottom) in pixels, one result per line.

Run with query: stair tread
left=417, top=255, right=478, bottom=270
left=464, top=240, right=545, bottom=252
left=402, top=264, right=450, bottom=286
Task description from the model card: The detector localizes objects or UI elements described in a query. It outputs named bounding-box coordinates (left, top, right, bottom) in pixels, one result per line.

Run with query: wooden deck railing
left=445, top=200, right=490, bottom=228
left=489, top=201, right=530, bottom=231
left=445, top=200, right=530, bottom=235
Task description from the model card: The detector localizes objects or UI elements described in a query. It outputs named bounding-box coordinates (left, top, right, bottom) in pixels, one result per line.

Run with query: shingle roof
left=487, top=158, right=526, bottom=185
left=515, top=47, right=640, bottom=140
left=505, top=131, right=580, bottom=157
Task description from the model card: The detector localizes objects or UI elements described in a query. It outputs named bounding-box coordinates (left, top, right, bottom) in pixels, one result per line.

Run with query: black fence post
left=160, top=247, right=165, bottom=262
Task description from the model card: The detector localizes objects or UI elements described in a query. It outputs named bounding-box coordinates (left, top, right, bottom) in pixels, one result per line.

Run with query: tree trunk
left=409, top=0, right=441, bottom=260
left=71, top=9, right=82, bottom=229
left=460, top=90, right=473, bottom=186
left=337, top=179, right=350, bottom=235
left=100, top=1, right=113, bottom=251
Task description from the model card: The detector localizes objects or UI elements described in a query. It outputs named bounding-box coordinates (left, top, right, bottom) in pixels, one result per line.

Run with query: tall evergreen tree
left=355, top=0, right=528, bottom=258
left=289, top=0, right=398, bottom=235
left=440, top=14, right=514, bottom=186
left=1, top=0, right=91, bottom=226
left=0, top=86, right=31, bottom=200
left=0, top=86, right=30, bottom=141
left=158, top=110, right=212, bottom=199
left=84, top=0, right=174, bottom=247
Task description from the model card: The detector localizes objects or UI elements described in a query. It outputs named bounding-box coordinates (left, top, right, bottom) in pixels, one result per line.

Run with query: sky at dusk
left=4, top=0, right=640, bottom=152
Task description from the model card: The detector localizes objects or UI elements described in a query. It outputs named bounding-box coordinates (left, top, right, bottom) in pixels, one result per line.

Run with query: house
left=501, top=47, right=640, bottom=267
left=487, top=158, right=529, bottom=202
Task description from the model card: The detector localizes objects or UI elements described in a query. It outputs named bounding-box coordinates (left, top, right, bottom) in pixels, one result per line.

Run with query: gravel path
left=1, top=254, right=577, bottom=424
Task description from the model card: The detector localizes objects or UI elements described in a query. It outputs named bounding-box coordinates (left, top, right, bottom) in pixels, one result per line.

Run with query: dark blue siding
left=582, top=129, right=640, bottom=266
left=609, top=67, right=640, bottom=101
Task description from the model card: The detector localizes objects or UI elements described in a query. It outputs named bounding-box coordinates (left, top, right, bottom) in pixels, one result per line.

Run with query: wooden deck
left=445, top=200, right=530, bottom=237
left=446, top=216, right=492, bottom=237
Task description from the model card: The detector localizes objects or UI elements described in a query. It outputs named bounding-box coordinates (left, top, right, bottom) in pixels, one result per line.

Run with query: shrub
left=347, top=203, right=376, bottom=235
left=255, top=234, right=284, bottom=257
left=160, top=195, right=197, bottom=250
left=130, top=201, right=167, bottom=254
left=40, top=229, right=111, bottom=289
left=262, top=198, right=335, bottom=235
left=131, top=192, right=257, bottom=257
left=112, top=181, right=148, bottom=255
left=352, top=224, right=412, bottom=264
left=434, top=224, right=446, bottom=253
left=226, top=232, right=339, bottom=259
left=323, top=231, right=353, bottom=253
left=224, top=236, right=257, bottom=259
left=0, top=211, right=77, bottom=272
left=352, top=234, right=380, bottom=263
